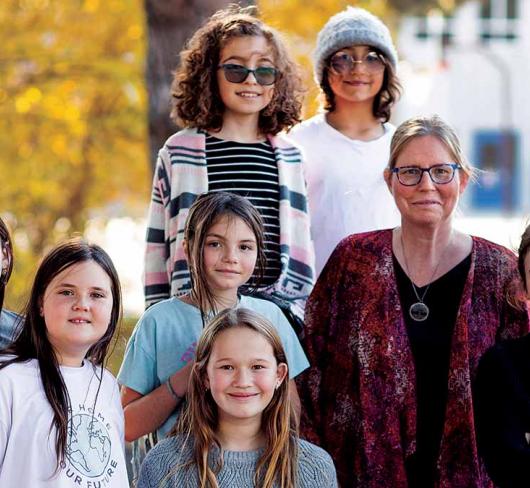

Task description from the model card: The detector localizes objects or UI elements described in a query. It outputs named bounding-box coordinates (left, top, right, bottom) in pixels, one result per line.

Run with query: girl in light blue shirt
left=118, top=193, right=308, bottom=449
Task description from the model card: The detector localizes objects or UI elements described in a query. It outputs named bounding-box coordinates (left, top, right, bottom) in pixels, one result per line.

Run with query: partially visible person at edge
left=143, top=5, right=314, bottom=318
left=289, top=7, right=401, bottom=278
left=136, top=308, right=337, bottom=488
left=296, top=114, right=529, bottom=487
left=474, top=224, right=530, bottom=487
left=0, top=217, right=20, bottom=348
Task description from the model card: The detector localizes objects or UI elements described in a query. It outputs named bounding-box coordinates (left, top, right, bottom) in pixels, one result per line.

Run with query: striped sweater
left=144, top=128, right=315, bottom=317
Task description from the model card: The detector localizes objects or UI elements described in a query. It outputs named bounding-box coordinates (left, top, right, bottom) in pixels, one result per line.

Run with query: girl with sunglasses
left=290, top=7, right=402, bottom=277
left=144, top=5, right=314, bottom=321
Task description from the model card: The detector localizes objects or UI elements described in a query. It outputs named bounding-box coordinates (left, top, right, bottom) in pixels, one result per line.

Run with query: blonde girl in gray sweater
left=137, top=308, right=337, bottom=488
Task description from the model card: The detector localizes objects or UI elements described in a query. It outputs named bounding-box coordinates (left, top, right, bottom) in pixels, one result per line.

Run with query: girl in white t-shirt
left=290, top=7, right=402, bottom=277
left=119, top=192, right=308, bottom=476
left=0, top=239, right=128, bottom=487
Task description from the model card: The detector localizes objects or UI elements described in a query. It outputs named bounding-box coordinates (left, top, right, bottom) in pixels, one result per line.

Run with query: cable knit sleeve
left=298, top=439, right=338, bottom=487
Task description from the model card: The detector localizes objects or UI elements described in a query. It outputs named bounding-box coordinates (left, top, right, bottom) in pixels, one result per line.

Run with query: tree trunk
left=144, top=0, right=253, bottom=171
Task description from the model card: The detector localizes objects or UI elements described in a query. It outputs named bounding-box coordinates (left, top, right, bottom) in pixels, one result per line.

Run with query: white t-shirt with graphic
left=0, top=358, right=128, bottom=487
left=289, top=114, right=400, bottom=277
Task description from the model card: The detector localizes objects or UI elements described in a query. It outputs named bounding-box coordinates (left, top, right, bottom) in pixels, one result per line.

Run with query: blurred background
left=1, top=0, right=529, bottom=373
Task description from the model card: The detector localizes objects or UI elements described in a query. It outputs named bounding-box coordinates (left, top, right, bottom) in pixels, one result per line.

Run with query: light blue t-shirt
left=117, top=295, right=309, bottom=439
left=0, top=310, right=20, bottom=350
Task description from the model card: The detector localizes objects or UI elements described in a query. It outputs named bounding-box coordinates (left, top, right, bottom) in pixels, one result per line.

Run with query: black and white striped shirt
left=206, top=134, right=281, bottom=287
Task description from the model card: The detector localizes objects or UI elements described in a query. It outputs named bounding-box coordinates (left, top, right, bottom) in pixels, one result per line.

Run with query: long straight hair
left=0, top=217, right=14, bottom=311
left=171, top=308, right=298, bottom=488
left=184, top=192, right=267, bottom=321
left=0, top=239, right=122, bottom=470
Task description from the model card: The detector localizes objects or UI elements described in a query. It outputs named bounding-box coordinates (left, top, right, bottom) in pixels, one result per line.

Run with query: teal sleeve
left=274, top=309, right=309, bottom=379
left=117, top=315, right=158, bottom=395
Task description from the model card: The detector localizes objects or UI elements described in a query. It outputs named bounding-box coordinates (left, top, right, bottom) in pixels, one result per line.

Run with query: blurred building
left=396, top=0, right=530, bottom=215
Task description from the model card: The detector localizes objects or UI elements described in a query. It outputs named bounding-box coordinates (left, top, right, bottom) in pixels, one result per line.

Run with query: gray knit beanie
left=313, top=6, right=398, bottom=86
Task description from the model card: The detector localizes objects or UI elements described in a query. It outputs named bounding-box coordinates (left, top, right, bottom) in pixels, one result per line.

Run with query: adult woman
left=474, top=224, right=530, bottom=487
left=290, top=7, right=401, bottom=277
left=0, top=217, right=18, bottom=348
left=297, top=115, right=529, bottom=487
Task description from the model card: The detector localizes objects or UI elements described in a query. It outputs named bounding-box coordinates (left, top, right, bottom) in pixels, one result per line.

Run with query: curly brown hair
left=171, top=6, right=303, bottom=136
left=320, top=49, right=401, bottom=122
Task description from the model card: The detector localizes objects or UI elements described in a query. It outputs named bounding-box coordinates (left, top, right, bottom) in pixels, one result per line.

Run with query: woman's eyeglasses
left=329, top=51, right=386, bottom=75
left=391, top=163, right=462, bottom=186
left=218, top=64, right=278, bottom=86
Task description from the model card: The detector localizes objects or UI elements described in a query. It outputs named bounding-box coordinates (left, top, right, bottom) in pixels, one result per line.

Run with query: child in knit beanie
left=290, top=7, right=402, bottom=278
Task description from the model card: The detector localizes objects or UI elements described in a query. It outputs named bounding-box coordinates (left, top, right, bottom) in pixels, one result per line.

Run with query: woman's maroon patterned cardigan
left=298, top=229, right=529, bottom=488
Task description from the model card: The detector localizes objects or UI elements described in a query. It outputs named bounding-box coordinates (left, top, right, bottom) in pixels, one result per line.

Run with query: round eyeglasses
left=391, top=163, right=462, bottom=186
left=218, top=64, right=278, bottom=86
left=329, top=51, right=386, bottom=75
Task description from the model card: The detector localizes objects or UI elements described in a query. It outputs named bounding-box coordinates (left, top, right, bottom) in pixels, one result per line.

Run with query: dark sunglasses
left=218, top=64, right=278, bottom=86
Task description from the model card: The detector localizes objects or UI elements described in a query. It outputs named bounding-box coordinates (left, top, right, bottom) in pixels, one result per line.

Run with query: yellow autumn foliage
left=0, top=0, right=149, bottom=308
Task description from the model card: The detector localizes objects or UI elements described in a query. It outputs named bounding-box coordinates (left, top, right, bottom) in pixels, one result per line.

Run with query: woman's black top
left=393, top=253, right=471, bottom=488
left=474, top=333, right=530, bottom=488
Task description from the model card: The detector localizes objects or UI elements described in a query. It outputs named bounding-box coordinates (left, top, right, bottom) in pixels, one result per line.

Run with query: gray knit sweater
left=136, top=435, right=338, bottom=488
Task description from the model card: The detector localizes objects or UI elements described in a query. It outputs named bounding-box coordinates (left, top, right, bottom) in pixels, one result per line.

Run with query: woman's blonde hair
left=171, top=307, right=298, bottom=488
left=388, top=114, right=474, bottom=178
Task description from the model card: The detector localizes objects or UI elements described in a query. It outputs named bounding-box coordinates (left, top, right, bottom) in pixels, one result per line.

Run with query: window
left=415, top=14, right=454, bottom=45
left=480, top=0, right=518, bottom=41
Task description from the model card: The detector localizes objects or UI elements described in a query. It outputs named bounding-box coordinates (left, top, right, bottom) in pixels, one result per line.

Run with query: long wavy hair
left=0, top=239, right=122, bottom=471
left=171, top=5, right=303, bottom=135
left=518, top=224, right=530, bottom=294
left=0, top=217, right=14, bottom=312
left=170, top=307, right=298, bottom=488
left=184, top=192, right=266, bottom=321
left=320, top=48, right=401, bottom=122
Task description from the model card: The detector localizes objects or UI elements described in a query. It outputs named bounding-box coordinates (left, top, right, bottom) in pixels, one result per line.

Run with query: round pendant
left=409, top=302, right=429, bottom=322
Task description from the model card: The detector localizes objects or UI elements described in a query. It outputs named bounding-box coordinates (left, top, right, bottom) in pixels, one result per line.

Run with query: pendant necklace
left=400, top=231, right=450, bottom=322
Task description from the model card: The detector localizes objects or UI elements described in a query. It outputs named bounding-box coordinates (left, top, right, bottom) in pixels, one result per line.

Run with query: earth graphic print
left=66, top=413, right=112, bottom=477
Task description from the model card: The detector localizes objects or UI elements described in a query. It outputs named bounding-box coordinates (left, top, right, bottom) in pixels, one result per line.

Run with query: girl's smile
left=42, top=260, right=113, bottom=366
left=217, top=35, right=275, bottom=120
left=202, top=215, right=258, bottom=301
left=206, top=326, right=287, bottom=425
left=327, top=45, right=384, bottom=106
